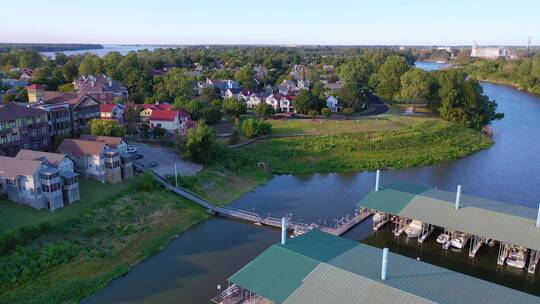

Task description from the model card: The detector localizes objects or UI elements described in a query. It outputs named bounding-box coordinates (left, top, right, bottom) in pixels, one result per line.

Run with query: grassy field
left=174, top=165, right=271, bottom=206
left=0, top=174, right=209, bottom=304
left=238, top=119, right=492, bottom=174
left=268, top=115, right=437, bottom=135
left=0, top=178, right=135, bottom=232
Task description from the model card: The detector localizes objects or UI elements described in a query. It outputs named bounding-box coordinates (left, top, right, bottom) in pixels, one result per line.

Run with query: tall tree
left=375, top=55, right=410, bottom=101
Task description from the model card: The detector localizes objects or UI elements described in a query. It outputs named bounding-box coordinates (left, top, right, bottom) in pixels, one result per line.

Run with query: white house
left=224, top=88, right=244, bottom=100
left=277, top=80, right=300, bottom=95
left=326, top=96, right=342, bottom=113
left=148, top=109, right=191, bottom=133
left=298, top=80, right=311, bottom=90
left=100, top=103, right=124, bottom=123
left=265, top=94, right=294, bottom=113
left=247, top=92, right=270, bottom=109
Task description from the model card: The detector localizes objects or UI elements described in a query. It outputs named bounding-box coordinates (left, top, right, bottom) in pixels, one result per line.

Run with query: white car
left=127, top=147, right=138, bottom=154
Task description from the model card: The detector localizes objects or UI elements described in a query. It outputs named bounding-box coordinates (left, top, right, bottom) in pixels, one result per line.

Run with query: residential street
left=129, top=142, right=202, bottom=176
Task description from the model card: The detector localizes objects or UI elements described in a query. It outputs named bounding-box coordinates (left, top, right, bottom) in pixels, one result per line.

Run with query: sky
left=1, top=0, right=538, bottom=46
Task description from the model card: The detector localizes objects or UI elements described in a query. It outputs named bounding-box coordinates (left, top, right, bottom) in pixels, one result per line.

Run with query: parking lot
left=129, top=142, right=202, bottom=177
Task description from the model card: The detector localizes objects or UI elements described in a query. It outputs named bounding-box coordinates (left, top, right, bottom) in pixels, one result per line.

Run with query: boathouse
left=359, top=182, right=540, bottom=273
left=213, top=230, right=539, bottom=303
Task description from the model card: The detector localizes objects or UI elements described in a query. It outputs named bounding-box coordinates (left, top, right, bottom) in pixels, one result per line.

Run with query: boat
left=405, top=220, right=422, bottom=238
left=436, top=233, right=450, bottom=244
left=373, top=212, right=386, bottom=223
left=506, top=247, right=528, bottom=269
left=450, top=233, right=469, bottom=249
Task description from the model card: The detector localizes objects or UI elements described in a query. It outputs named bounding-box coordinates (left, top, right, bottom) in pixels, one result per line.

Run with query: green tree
left=241, top=118, right=272, bottom=138
left=199, top=85, right=219, bottom=103
left=399, top=68, right=436, bottom=107
left=223, top=98, right=247, bottom=118
left=89, top=119, right=125, bottom=137
left=339, top=57, right=373, bottom=101
left=234, top=66, right=256, bottom=90
left=254, top=103, right=275, bottom=117
left=182, top=121, right=217, bottom=163
left=58, top=83, right=75, bottom=93
left=375, top=55, right=410, bottom=101
left=78, top=54, right=103, bottom=76
left=294, top=90, right=324, bottom=114
left=163, top=68, right=196, bottom=99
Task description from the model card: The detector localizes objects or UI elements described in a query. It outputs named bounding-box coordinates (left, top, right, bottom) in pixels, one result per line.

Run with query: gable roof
left=44, top=92, right=100, bottom=108
left=0, top=102, right=46, bottom=121
left=58, top=138, right=106, bottom=157
left=359, top=182, right=540, bottom=251
left=15, top=150, right=67, bottom=167
left=0, top=155, right=42, bottom=178
left=79, top=135, right=123, bottom=148
left=100, top=104, right=115, bottom=113
left=149, top=110, right=178, bottom=121
left=230, top=230, right=540, bottom=304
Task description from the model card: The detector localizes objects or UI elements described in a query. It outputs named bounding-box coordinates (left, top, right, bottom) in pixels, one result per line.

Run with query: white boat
left=373, top=212, right=386, bottom=223
left=405, top=220, right=422, bottom=238
left=506, top=247, right=527, bottom=269
left=436, top=233, right=450, bottom=244
left=450, top=233, right=469, bottom=249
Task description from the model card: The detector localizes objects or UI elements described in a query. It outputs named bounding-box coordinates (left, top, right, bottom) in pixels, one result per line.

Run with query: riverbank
left=0, top=174, right=209, bottom=304
left=178, top=116, right=491, bottom=203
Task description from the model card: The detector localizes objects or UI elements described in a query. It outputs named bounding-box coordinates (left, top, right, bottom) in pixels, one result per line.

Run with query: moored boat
left=405, top=220, right=422, bottom=238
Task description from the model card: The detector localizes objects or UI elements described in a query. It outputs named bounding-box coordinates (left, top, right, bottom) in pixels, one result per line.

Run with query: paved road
left=367, top=95, right=389, bottom=115
left=129, top=142, right=202, bottom=176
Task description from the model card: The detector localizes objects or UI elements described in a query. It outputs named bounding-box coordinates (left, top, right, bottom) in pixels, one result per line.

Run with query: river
left=40, top=45, right=184, bottom=58
left=87, top=61, right=540, bottom=303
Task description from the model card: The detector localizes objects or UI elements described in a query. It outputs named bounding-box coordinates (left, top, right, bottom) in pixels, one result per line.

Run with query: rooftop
left=0, top=102, right=46, bottom=121
left=229, top=230, right=539, bottom=304
left=79, top=134, right=124, bottom=148
left=0, top=155, right=42, bottom=179
left=359, top=183, right=540, bottom=251
left=58, top=138, right=107, bottom=157
left=15, top=149, right=67, bottom=167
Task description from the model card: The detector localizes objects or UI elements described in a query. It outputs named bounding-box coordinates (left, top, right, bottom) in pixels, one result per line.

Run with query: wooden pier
left=418, top=223, right=435, bottom=243
left=469, top=235, right=485, bottom=257
left=528, top=250, right=540, bottom=274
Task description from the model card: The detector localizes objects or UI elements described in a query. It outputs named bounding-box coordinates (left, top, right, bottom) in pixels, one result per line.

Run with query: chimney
left=536, top=203, right=540, bottom=228
left=381, top=247, right=389, bottom=280
left=375, top=170, right=380, bottom=192
left=281, top=217, right=288, bottom=245
left=455, top=185, right=462, bottom=210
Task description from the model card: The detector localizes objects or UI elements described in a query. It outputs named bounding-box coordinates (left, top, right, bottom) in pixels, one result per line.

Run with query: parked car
left=133, top=154, right=144, bottom=160
left=127, top=147, right=138, bottom=154
left=149, top=161, right=158, bottom=168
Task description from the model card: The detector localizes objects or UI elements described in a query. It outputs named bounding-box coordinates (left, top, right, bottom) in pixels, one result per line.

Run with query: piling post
left=381, top=247, right=389, bottom=280
left=375, top=170, right=380, bottom=192
left=281, top=217, right=288, bottom=245
left=536, top=202, right=540, bottom=228
left=455, top=185, right=462, bottom=210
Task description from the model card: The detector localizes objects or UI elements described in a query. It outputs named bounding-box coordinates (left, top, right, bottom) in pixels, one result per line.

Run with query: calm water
left=88, top=62, right=540, bottom=303
left=41, top=45, right=184, bottom=58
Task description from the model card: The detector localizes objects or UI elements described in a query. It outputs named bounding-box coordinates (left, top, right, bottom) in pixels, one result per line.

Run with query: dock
left=319, top=208, right=373, bottom=236
left=469, top=235, right=485, bottom=257
left=418, top=223, right=435, bottom=243
left=528, top=250, right=540, bottom=274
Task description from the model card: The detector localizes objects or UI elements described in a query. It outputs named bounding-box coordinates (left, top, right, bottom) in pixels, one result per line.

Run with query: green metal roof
left=228, top=244, right=319, bottom=303
left=229, top=230, right=540, bottom=303
left=359, top=183, right=540, bottom=251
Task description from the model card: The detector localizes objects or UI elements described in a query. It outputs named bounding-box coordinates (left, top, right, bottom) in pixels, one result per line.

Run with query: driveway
left=129, top=142, right=202, bottom=177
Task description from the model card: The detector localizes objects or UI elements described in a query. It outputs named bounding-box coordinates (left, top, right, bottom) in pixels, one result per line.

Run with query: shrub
left=308, top=110, right=319, bottom=117
left=241, top=118, right=272, bottom=138
left=0, top=222, right=52, bottom=255
left=321, top=108, right=331, bottom=117
left=133, top=172, right=161, bottom=192
left=343, top=107, right=355, bottom=116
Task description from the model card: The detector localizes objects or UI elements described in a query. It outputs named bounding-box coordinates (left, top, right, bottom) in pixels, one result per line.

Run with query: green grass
left=176, top=165, right=271, bottom=206
left=0, top=175, right=209, bottom=304
left=0, top=178, right=135, bottom=232
left=268, top=115, right=436, bottom=136
left=237, top=120, right=492, bottom=174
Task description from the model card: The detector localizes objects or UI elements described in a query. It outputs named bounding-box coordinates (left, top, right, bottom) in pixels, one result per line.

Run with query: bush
left=308, top=110, right=319, bottom=117
left=254, top=104, right=275, bottom=117
left=0, top=222, right=52, bottom=255
left=321, top=108, right=331, bottom=117
left=241, top=118, right=272, bottom=138
left=182, top=120, right=218, bottom=163
left=133, top=172, right=161, bottom=192
left=343, top=108, right=355, bottom=116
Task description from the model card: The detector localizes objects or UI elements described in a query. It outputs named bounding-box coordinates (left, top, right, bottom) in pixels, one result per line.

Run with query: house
left=0, top=102, right=51, bottom=156
left=326, top=95, right=342, bottom=112
left=263, top=84, right=274, bottom=95
left=277, top=80, right=300, bottom=95
left=2, top=78, right=28, bottom=89
left=15, top=149, right=80, bottom=206
left=58, top=138, right=131, bottom=184
left=0, top=150, right=79, bottom=211
left=43, top=92, right=101, bottom=136
left=224, top=88, right=244, bottom=100
left=30, top=102, right=72, bottom=138
left=197, top=79, right=240, bottom=95
left=73, top=75, right=129, bottom=103
left=247, top=92, right=270, bottom=109
left=19, top=68, right=33, bottom=80
left=289, top=64, right=308, bottom=80
left=100, top=103, right=124, bottom=123
left=79, top=134, right=128, bottom=153
left=26, top=84, right=44, bottom=102
left=298, top=79, right=311, bottom=90
left=148, top=109, right=191, bottom=134
left=140, top=103, right=172, bottom=121
left=323, top=81, right=343, bottom=92
left=237, top=90, right=252, bottom=102
left=254, top=65, right=268, bottom=83
left=265, top=94, right=294, bottom=113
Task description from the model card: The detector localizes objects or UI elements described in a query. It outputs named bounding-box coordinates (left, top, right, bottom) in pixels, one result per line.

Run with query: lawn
left=238, top=119, right=492, bottom=174
left=0, top=178, right=135, bottom=232
left=268, top=115, right=437, bottom=136
left=174, top=165, right=271, bottom=206
left=0, top=174, right=209, bottom=304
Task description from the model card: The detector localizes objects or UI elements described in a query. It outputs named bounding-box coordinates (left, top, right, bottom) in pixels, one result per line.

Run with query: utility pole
left=528, top=37, right=532, bottom=58
left=174, top=163, right=178, bottom=187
